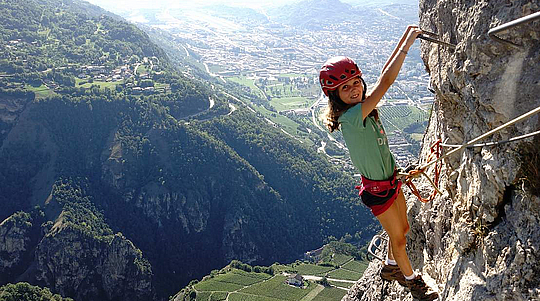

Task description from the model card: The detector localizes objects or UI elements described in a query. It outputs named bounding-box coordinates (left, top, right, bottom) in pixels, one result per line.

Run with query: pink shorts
left=355, top=171, right=402, bottom=216
left=361, top=181, right=402, bottom=216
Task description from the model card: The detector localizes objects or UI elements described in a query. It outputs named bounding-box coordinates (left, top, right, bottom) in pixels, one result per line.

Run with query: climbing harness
left=356, top=170, right=399, bottom=198
left=355, top=170, right=403, bottom=216
left=367, top=107, right=540, bottom=262
left=400, top=106, right=540, bottom=203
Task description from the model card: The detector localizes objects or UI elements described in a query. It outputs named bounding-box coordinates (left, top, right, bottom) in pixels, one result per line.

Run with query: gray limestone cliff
left=35, top=225, right=154, bottom=301
left=344, top=1, right=539, bottom=301
left=0, top=211, right=43, bottom=284
left=0, top=208, right=154, bottom=301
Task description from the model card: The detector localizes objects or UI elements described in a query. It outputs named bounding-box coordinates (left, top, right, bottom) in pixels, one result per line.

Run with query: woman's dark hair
left=321, top=77, right=367, bottom=132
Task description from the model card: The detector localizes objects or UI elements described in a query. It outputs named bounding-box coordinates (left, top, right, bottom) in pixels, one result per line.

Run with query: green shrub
left=0, top=282, right=74, bottom=301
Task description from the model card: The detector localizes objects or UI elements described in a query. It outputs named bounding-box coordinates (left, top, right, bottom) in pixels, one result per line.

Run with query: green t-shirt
left=338, top=103, right=396, bottom=181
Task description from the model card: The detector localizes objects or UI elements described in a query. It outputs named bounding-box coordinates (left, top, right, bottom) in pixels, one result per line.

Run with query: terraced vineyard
left=311, top=287, right=348, bottom=301
left=294, top=264, right=335, bottom=276
left=378, top=105, right=430, bottom=134
left=236, top=275, right=316, bottom=300
left=175, top=253, right=367, bottom=301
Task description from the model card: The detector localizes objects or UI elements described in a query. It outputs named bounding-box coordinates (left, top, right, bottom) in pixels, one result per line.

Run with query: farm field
left=227, top=76, right=266, bottom=99
left=268, top=96, right=311, bottom=112
left=179, top=254, right=369, bottom=301
left=342, top=260, right=368, bottom=273
left=294, top=264, right=335, bottom=276
left=25, top=84, right=57, bottom=99
left=77, top=79, right=123, bottom=90
left=326, top=254, right=353, bottom=266
left=327, top=268, right=362, bottom=281
left=378, top=104, right=429, bottom=133
left=228, top=293, right=284, bottom=301
left=238, top=275, right=316, bottom=300
left=311, top=287, right=347, bottom=301
left=329, top=280, right=354, bottom=289
left=194, top=270, right=271, bottom=292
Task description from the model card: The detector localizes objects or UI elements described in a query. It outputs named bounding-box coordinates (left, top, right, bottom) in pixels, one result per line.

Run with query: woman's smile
left=338, top=76, right=364, bottom=104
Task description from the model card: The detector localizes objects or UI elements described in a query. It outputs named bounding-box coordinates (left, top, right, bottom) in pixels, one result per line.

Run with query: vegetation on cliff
left=0, top=282, right=73, bottom=301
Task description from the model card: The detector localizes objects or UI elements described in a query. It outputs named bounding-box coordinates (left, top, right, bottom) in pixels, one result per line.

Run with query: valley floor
left=185, top=256, right=367, bottom=301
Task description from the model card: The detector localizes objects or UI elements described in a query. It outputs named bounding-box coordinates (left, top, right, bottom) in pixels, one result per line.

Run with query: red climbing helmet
left=319, top=56, right=362, bottom=96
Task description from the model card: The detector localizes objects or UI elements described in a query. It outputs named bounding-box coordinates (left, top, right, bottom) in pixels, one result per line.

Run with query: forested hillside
left=0, top=1, right=377, bottom=300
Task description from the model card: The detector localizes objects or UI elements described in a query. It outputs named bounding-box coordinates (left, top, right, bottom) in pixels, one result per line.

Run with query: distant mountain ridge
left=266, top=0, right=417, bottom=30
left=346, top=0, right=416, bottom=6
left=267, top=0, right=354, bottom=29
left=206, top=5, right=270, bottom=23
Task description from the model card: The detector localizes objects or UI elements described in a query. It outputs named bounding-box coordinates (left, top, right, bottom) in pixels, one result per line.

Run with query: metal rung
left=367, top=232, right=389, bottom=262
left=418, top=34, right=457, bottom=49
left=441, top=130, right=540, bottom=148
left=488, top=11, right=540, bottom=48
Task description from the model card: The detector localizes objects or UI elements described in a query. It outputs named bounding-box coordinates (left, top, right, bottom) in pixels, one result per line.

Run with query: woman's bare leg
left=376, top=189, right=412, bottom=276
left=386, top=189, right=408, bottom=263
left=387, top=239, right=394, bottom=262
left=394, top=189, right=409, bottom=234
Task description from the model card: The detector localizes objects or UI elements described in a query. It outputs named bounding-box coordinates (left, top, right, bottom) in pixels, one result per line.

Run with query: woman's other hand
left=403, top=26, right=423, bottom=50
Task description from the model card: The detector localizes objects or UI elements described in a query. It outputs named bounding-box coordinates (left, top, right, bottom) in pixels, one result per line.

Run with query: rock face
left=0, top=211, right=43, bottom=284
left=0, top=91, right=32, bottom=143
left=35, top=224, right=154, bottom=301
left=0, top=208, right=155, bottom=301
left=344, top=1, right=540, bottom=301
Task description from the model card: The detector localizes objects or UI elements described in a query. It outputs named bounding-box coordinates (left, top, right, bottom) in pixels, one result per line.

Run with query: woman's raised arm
left=361, top=26, right=422, bottom=120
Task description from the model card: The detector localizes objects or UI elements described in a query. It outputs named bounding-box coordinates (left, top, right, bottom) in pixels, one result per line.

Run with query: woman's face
left=338, top=76, right=364, bottom=104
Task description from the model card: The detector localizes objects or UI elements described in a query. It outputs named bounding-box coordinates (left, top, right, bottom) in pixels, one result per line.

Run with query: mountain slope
left=0, top=0, right=377, bottom=300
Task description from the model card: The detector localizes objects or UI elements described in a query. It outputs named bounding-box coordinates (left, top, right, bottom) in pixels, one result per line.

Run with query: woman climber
left=319, top=25, right=438, bottom=301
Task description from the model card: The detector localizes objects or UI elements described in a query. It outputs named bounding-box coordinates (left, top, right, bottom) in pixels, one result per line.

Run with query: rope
left=399, top=139, right=443, bottom=203
left=401, top=105, right=540, bottom=203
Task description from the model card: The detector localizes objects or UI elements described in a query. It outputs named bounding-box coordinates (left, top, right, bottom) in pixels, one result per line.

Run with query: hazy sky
left=86, top=0, right=418, bottom=21
left=85, top=0, right=301, bottom=11
left=84, top=0, right=414, bottom=12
